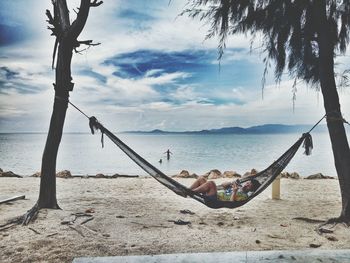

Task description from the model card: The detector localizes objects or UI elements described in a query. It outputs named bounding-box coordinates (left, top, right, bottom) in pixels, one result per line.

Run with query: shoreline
left=1, top=176, right=348, bottom=263
left=0, top=168, right=336, bottom=180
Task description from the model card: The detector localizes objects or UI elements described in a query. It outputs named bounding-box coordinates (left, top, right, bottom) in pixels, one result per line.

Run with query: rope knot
left=89, top=116, right=104, bottom=147
left=302, top=133, right=313, bottom=156
left=89, top=116, right=101, bottom=134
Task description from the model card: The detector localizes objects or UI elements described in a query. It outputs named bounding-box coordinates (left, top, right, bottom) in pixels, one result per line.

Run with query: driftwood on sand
left=0, top=195, right=25, bottom=205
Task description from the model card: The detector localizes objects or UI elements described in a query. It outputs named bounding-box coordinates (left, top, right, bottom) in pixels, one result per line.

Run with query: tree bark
left=317, top=1, right=350, bottom=221
left=34, top=0, right=101, bottom=212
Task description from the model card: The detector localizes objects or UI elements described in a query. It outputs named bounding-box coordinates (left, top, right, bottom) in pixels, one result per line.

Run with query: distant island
left=124, top=124, right=329, bottom=135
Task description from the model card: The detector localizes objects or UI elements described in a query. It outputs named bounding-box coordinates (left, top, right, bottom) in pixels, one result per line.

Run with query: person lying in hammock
left=190, top=176, right=261, bottom=202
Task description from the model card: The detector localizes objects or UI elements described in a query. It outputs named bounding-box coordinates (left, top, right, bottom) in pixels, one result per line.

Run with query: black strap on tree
left=326, top=110, right=350, bottom=125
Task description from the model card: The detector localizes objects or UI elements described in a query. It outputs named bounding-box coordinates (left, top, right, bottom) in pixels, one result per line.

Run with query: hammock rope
left=67, top=99, right=327, bottom=209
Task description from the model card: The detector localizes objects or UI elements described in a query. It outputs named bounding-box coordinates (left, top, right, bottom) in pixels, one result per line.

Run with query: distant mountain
left=125, top=124, right=328, bottom=134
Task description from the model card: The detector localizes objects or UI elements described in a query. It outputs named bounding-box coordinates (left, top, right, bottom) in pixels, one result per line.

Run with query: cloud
left=103, top=49, right=212, bottom=79
left=1, top=0, right=350, bottom=133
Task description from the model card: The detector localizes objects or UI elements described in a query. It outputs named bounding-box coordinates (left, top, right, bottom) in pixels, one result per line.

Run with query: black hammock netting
left=88, top=116, right=316, bottom=209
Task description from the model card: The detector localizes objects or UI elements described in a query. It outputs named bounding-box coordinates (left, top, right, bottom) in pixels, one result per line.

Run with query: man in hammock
left=190, top=176, right=261, bottom=202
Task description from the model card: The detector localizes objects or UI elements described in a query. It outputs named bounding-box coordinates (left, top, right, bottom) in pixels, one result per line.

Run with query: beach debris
left=28, top=227, right=40, bottom=235
left=267, top=234, right=284, bottom=239
left=61, top=216, right=77, bottom=225
left=131, top=221, right=171, bottom=228
left=80, top=225, right=98, bottom=234
left=0, top=171, right=22, bottom=178
left=280, top=223, right=288, bottom=227
left=255, top=240, right=261, bottom=244
left=85, top=208, right=95, bottom=214
left=292, top=217, right=326, bottom=223
left=0, top=224, right=16, bottom=232
left=68, top=225, right=85, bottom=237
left=326, top=236, right=338, bottom=241
left=47, top=233, right=58, bottom=238
left=309, top=243, right=322, bottom=248
left=317, top=227, right=334, bottom=234
left=80, top=217, right=94, bottom=225
left=217, top=222, right=224, bottom=226
left=0, top=195, right=25, bottom=205
left=56, top=170, right=72, bottom=178
left=305, top=173, right=335, bottom=179
left=61, top=212, right=93, bottom=225
left=179, top=209, right=195, bottom=215
left=103, top=233, right=110, bottom=237
left=168, top=219, right=191, bottom=225
left=223, top=171, right=241, bottom=178
left=73, top=212, right=93, bottom=218
left=116, top=215, right=125, bottom=218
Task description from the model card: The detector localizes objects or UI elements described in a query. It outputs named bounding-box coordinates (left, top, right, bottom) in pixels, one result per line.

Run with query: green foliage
left=183, top=0, right=350, bottom=85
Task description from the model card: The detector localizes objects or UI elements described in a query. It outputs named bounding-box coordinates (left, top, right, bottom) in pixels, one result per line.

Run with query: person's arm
left=230, top=183, right=239, bottom=201
left=220, top=181, right=233, bottom=189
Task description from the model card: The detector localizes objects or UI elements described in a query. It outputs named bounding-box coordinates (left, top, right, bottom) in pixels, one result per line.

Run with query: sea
left=0, top=132, right=338, bottom=177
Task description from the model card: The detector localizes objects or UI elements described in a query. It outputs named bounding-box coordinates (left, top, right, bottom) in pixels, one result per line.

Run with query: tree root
left=316, top=216, right=350, bottom=235
left=0, top=202, right=61, bottom=230
left=22, top=204, right=40, bottom=225
left=0, top=204, right=39, bottom=230
left=319, top=216, right=350, bottom=228
left=292, top=217, right=326, bottom=223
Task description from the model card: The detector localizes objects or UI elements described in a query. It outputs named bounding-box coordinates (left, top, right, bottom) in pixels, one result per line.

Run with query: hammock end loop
left=302, top=132, right=313, bottom=156
left=89, top=116, right=100, bottom=134
left=89, top=116, right=105, bottom=148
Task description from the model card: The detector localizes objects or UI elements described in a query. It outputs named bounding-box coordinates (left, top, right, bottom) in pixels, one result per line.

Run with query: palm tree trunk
left=318, top=2, right=350, bottom=221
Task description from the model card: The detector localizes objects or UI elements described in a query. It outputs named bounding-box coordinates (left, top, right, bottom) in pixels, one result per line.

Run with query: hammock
left=88, top=116, right=315, bottom=209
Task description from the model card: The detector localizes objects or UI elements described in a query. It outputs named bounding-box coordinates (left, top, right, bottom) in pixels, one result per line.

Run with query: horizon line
left=0, top=123, right=330, bottom=134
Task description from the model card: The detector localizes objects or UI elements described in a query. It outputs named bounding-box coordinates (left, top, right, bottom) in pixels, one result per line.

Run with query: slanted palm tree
left=184, top=0, right=350, bottom=223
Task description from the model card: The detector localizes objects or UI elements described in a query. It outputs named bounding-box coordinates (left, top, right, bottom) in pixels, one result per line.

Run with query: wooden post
left=271, top=176, right=281, bottom=200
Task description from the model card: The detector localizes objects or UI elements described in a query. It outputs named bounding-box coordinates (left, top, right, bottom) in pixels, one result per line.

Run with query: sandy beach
left=0, top=176, right=349, bottom=263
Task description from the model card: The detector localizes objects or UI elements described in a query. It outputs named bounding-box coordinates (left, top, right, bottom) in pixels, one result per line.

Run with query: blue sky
left=0, top=0, right=349, bottom=132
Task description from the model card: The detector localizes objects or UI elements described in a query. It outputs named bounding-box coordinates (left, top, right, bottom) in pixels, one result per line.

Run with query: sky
left=0, top=0, right=350, bottom=133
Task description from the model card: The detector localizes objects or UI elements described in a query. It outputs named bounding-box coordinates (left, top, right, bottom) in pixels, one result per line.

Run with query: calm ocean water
left=0, top=132, right=337, bottom=177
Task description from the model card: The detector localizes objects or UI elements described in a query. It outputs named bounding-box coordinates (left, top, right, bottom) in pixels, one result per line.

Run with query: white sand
left=0, top=177, right=349, bottom=263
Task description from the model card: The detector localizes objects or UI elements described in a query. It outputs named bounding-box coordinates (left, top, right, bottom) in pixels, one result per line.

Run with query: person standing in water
left=164, top=149, right=172, bottom=160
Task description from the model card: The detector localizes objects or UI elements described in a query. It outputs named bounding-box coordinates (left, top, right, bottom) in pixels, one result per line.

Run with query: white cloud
left=1, top=0, right=350, bottom=133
